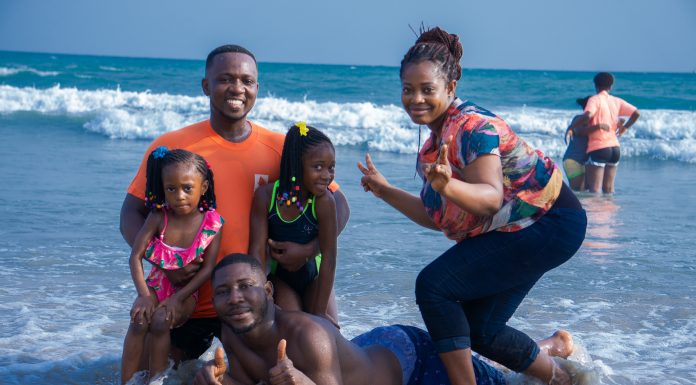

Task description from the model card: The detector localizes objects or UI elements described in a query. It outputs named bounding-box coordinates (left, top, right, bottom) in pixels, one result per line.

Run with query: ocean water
left=0, top=51, right=695, bottom=384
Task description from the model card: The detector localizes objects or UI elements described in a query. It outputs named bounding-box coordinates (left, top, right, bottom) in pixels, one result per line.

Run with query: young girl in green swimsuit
left=249, top=122, right=339, bottom=327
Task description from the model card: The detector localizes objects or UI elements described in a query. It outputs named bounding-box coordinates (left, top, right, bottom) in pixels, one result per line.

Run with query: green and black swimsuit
left=267, top=181, right=322, bottom=296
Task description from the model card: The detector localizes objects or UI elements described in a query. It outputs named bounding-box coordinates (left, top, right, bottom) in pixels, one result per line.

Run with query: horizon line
left=1, top=48, right=694, bottom=75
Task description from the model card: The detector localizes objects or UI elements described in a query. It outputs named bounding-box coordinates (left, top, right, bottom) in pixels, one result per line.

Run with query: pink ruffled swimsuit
left=144, top=209, right=223, bottom=302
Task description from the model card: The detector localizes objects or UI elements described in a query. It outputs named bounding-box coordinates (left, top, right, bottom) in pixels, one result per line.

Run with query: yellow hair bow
left=296, top=121, right=309, bottom=136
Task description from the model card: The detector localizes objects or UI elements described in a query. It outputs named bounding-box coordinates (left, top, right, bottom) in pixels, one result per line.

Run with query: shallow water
left=1, top=51, right=695, bottom=384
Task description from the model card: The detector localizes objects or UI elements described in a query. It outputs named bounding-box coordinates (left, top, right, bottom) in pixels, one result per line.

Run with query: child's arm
left=309, top=192, right=338, bottom=321
left=249, top=185, right=272, bottom=271
left=128, top=211, right=162, bottom=323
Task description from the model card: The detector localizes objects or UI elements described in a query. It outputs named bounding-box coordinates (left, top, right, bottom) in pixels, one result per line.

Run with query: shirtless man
left=194, top=254, right=574, bottom=385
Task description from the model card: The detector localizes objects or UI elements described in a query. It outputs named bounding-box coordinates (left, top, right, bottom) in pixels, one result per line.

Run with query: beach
left=1, top=51, right=695, bottom=384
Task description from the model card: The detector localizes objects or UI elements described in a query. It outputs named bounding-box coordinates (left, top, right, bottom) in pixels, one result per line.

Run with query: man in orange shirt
left=119, top=45, right=349, bottom=365
left=576, top=72, right=640, bottom=193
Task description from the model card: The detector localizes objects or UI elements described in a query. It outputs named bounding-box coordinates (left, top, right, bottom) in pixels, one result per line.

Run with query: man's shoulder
left=151, top=120, right=212, bottom=148
left=280, top=311, right=336, bottom=344
left=250, top=121, right=285, bottom=153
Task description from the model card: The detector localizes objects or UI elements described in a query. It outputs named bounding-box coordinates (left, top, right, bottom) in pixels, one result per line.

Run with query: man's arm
left=269, top=326, right=342, bottom=385
left=194, top=346, right=251, bottom=385
left=333, top=189, right=350, bottom=235
left=249, top=185, right=272, bottom=269
left=120, top=193, right=148, bottom=247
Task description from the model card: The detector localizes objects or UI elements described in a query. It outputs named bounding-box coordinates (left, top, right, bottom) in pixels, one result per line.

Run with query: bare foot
left=538, top=330, right=574, bottom=359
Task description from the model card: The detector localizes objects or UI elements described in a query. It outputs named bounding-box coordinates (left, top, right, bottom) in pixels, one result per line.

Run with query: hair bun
left=416, top=27, right=463, bottom=61
left=446, top=33, right=463, bottom=62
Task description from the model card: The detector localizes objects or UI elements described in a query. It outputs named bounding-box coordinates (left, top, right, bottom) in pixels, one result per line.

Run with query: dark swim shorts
left=587, top=146, right=620, bottom=166
left=351, top=325, right=506, bottom=385
left=170, top=317, right=221, bottom=360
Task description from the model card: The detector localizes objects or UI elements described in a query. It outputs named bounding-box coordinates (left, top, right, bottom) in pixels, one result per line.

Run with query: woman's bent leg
left=416, top=208, right=586, bottom=383
left=465, top=283, right=540, bottom=372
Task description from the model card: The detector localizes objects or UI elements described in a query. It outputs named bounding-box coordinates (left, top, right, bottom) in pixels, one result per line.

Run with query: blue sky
left=1, top=0, right=694, bottom=72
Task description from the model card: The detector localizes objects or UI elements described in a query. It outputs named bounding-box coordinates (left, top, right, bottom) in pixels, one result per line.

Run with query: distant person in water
left=563, top=96, right=612, bottom=191
left=572, top=72, right=641, bottom=193
left=193, top=254, right=575, bottom=385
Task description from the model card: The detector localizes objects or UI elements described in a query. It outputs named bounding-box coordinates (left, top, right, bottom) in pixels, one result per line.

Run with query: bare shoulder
left=314, top=190, right=337, bottom=210
left=280, top=311, right=339, bottom=350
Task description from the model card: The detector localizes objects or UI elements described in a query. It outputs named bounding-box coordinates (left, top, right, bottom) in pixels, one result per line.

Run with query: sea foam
left=1, top=85, right=695, bottom=161
left=0, top=66, right=60, bottom=77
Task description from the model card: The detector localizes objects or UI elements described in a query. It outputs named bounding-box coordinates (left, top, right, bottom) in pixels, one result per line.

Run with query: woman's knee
left=469, top=325, right=496, bottom=348
left=415, top=265, right=442, bottom=303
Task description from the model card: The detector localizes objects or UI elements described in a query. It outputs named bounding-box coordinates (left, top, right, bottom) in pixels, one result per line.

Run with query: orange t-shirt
left=584, top=91, right=637, bottom=153
left=128, top=120, right=285, bottom=318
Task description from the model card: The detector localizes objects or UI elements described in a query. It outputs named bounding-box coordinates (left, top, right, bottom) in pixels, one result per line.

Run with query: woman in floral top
left=358, top=27, right=586, bottom=385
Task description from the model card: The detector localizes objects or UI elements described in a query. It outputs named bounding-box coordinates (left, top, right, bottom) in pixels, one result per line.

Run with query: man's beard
left=229, top=295, right=269, bottom=334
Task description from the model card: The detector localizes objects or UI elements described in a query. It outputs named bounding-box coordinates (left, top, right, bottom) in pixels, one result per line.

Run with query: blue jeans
left=415, top=207, right=587, bottom=372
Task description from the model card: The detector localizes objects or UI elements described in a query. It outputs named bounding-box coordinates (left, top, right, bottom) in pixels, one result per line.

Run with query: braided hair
left=277, top=123, right=334, bottom=209
left=400, top=26, right=463, bottom=83
left=145, top=147, right=217, bottom=212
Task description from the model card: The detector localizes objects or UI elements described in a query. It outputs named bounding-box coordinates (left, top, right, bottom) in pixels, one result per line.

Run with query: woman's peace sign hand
left=424, top=137, right=452, bottom=193
left=357, top=153, right=391, bottom=198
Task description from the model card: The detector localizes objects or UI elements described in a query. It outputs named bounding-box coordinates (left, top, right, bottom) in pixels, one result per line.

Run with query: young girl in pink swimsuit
left=121, top=147, right=223, bottom=384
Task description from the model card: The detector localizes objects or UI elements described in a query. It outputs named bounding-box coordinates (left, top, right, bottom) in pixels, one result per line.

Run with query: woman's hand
left=130, top=294, right=156, bottom=325
left=424, top=140, right=452, bottom=193
left=616, top=117, right=627, bottom=136
left=357, top=153, right=391, bottom=198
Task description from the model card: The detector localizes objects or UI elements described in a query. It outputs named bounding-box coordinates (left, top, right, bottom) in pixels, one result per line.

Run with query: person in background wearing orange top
left=573, top=72, right=640, bottom=193
left=119, top=45, right=349, bottom=367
